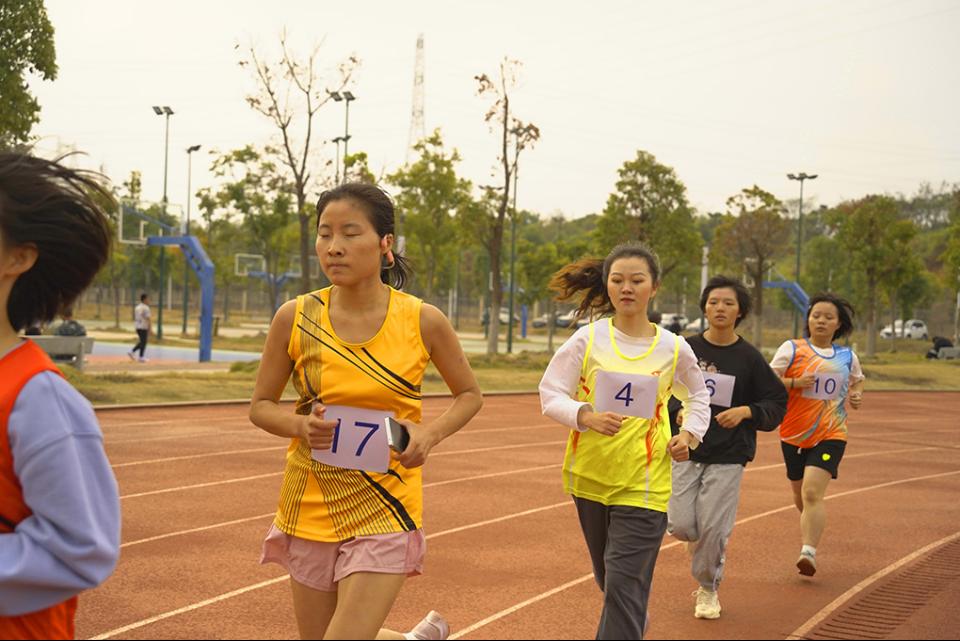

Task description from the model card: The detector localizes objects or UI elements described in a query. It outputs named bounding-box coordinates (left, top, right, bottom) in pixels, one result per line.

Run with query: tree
left=207, top=146, right=298, bottom=314
left=239, top=33, right=358, bottom=292
left=0, top=0, right=57, bottom=149
left=712, top=186, right=791, bottom=347
left=594, top=150, right=702, bottom=281
left=942, top=191, right=960, bottom=340
left=387, top=130, right=472, bottom=299
left=475, top=57, right=540, bottom=354
left=830, top=195, right=912, bottom=357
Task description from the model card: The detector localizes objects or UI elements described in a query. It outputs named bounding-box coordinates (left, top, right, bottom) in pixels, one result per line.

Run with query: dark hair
left=140, top=293, right=149, bottom=302
left=804, top=292, right=855, bottom=341
left=0, top=153, right=113, bottom=332
left=648, top=309, right=662, bottom=325
left=315, top=182, right=411, bottom=289
left=700, top=275, right=752, bottom=327
left=549, top=242, right=661, bottom=319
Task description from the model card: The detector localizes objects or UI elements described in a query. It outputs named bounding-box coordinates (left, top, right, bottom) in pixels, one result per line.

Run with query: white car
left=685, top=317, right=709, bottom=332
left=880, top=319, right=928, bottom=340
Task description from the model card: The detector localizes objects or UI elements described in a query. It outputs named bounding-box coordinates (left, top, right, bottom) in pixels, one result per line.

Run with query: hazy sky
left=30, top=0, right=960, bottom=224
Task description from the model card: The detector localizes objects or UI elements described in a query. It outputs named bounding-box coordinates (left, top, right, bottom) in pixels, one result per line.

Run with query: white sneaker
left=127, top=351, right=136, bottom=361
left=138, top=357, right=149, bottom=363
left=694, top=586, right=721, bottom=619
left=797, top=550, right=817, bottom=576
left=408, top=610, right=449, bottom=640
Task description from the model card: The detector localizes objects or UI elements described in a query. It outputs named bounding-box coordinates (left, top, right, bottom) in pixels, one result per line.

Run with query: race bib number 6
left=703, top=372, right=736, bottom=408
left=310, top=404, right=393, bottom=473
left=594, top=370, right=659, bottom=419
left=802, top=373, right=845, bottom=401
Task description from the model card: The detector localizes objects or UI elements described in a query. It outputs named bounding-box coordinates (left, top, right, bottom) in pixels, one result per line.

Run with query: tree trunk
left=752, top=281, right=763, bottom=348
left=298, top=204, right=312, bottom=294
left=486, top=237, right=503, bottom=355
left=866, top=277, right=878, bottom=357
left=547, top=298, right=556, bottom=352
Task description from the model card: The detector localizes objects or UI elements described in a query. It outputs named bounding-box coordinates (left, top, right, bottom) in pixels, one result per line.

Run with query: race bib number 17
left=310, top=404, right=393, bottom=473
left=594, top=370, right=659, bottom=419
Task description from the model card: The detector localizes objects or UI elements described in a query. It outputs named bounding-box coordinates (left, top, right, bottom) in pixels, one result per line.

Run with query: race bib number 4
left=594, top=370, right=659, bottom=419
left=703, top=372, right=736, bottom=408
left=802, top=373, right=845, bottom=401
left=310, top=405, right=393, bottom=473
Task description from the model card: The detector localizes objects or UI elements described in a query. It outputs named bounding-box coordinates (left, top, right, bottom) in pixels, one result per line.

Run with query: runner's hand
left=298, top=404, right=338, bottom=450
left=578, top=409, right=624, bottom=436
left=668, top=431, right=695, bottom=461
left=848, top=391, right=863, bottom=409
left=715, top=406, right=752, bottom=429
left=394, top=419, right=436, bottom=468
left=794, top=373, right=816, bottom=389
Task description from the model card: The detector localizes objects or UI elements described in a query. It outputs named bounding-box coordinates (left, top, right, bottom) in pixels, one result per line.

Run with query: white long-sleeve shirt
left=539, top=324, right=711, bottom=443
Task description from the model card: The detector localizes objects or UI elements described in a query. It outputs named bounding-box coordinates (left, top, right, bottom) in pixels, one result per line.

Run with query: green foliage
left=387, top=131, right=473, bottom=298
left=0, top=0, right=57, bottom=149
left=594, top=150, right=702, bottom=279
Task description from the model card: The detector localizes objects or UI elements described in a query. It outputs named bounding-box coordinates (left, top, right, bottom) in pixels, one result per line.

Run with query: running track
left=77, top=392, right=960, bottom=639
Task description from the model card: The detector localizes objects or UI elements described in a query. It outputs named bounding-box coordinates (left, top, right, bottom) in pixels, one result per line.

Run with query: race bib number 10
left=594, top=370, right=659, bottom=419
left=703, top=372, right=736, bottom=408
left=802, top=373, right=845, bottom=401
left=310, top=404, right=393, bottom=473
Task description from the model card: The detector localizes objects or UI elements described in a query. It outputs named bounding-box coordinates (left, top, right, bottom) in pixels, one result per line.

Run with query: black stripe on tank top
left=0, top=513, right=17, bottom=532
left=359, top=471, right=416, bottom=531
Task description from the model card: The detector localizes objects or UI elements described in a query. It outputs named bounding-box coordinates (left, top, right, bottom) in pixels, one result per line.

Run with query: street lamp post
left=331, top=136, right=345, bottom=184
left=328, top=91, right=356, bottom=182
left=152, top=105, right=174, bottom=340
left=181, top=144, right=200, bottom=335
left=787, top=172, right=818, bottom=337
left=507, top=168, right=519, bottom=354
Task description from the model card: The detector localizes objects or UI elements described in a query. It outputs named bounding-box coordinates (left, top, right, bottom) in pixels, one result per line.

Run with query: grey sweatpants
left=667, top=460, right=744, bottom=592
left=574, top=497, right=667, bottom=640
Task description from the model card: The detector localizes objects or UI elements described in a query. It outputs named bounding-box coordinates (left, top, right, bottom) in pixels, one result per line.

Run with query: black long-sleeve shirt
left=669, top=333, right=787, bottom=466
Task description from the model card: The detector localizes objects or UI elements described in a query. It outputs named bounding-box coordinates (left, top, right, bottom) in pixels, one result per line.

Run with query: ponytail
left=549, top=242, right=661, bottom=321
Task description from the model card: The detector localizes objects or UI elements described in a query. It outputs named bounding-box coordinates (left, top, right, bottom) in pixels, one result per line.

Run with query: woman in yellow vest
left=250, top=183, right=482, bottom=640
left=770, top=293, right=864, bottom=577
left=539, top=242, right=711, bottom=639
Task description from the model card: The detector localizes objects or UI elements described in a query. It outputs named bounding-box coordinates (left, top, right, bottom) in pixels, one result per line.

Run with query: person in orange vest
left=0, top=153, right=120, bottom=639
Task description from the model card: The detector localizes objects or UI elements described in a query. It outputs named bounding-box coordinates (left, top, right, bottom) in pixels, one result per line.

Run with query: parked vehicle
left=498, top=307, right=520, bottom=324
left=659, top=313, right=689, bottom=331
left=880, top=319, right=928, bottom=340
left=684, top=317, right=709, bottom=332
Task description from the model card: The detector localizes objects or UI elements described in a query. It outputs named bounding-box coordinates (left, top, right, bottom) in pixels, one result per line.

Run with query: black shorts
left=781, top=440, right=846, bottom=481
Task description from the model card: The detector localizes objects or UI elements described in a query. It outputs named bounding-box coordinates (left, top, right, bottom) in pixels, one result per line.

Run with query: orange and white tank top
left=276, top=286, right=430, bottom=541
left=564, top=319, right=680, bottom=512
left=779, top=339, right=854, bottom=448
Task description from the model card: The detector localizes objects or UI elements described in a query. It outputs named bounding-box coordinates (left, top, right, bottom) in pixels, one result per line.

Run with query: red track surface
left=76, top=392, right=960, bottom=639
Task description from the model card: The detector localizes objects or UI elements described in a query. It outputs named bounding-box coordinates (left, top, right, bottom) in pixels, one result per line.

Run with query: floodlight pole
left=153, top=106, right=174, bottom=340
left=181, top=144, right=200, bottom=335
left=788, top=172, right=817, bottom=337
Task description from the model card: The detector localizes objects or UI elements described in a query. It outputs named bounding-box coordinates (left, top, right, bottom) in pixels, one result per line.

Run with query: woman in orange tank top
left=770, top=293, right=864, bottom=578
left=250, top=183, right=482, bottom=640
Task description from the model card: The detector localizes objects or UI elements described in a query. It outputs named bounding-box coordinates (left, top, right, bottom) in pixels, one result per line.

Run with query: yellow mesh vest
left=563, top=319, right=680, bottom=511
left=275, top=286, right=430, bottom=541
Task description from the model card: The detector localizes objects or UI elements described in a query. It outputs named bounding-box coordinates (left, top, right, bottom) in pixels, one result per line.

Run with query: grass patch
left=67, top=344, right=960, bottom=407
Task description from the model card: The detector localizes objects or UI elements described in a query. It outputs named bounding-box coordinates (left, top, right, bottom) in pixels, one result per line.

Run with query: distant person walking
left=128, top=294, right=151, bottom=362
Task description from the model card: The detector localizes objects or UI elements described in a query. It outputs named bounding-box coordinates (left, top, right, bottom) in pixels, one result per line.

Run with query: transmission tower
left=406, top=34, right=426, bottom=164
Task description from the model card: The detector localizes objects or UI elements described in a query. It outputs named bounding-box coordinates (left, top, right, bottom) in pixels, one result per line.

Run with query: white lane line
left=93, top=501, right=574, bottom=640
left=91, top=469, right=960, bottom=640
left=786, top=531, right=960, bottom=640
left=105, top=428, right=254, bottom=445
left=112, top=446, right=287, bottom=469
left=100, top=416, right=246, bottom=429
left=746, top=446, right=936, bottom=473
left=432, top=440, right=567, bottom=457
left=449, top=469, right=960, bottom=639
left=88, top=576, right=290, bottom=640
left=120, top=473, right=281, bottom=500
left=121, top=464, right=563, bottom=547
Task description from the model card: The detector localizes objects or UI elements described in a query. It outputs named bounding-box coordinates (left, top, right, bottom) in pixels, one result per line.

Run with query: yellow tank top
left=564, top=319, right=680, bottom=511
left=275, top=286, right=430, bottom=541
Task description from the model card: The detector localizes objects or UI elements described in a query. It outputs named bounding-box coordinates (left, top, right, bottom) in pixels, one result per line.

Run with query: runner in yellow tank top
left=539, top=242, right=711, bottom=640
left=249, top=183, right=482, bottom=640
